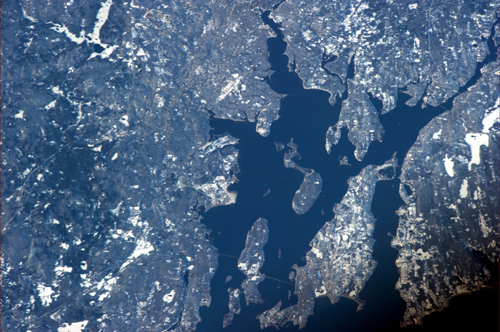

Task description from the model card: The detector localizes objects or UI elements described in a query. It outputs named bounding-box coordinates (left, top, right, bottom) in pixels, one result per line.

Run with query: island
left=283, top=139, right=323, bottom=215
left=258, top=155, right=398, bottom=329
left=222, top=288, right=242, bottom=328
left=238, top=217, right=269, bottom=305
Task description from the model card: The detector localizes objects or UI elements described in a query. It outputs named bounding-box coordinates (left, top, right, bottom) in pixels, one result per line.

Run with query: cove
left=195, top=11, right=499, bottom=332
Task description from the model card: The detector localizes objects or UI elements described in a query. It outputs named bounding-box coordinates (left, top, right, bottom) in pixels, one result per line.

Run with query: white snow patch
left=130, top=0, right=140, bottom=9
left=97, top=274, right=118, bottom=301
left=432, top=128, right=442, bottom=139
left=88, top=45, right=118, bottom=60
left=137, top=48, right=146, bottom=57
left=58, top=320, right=89, bottom=332
left=119, top=238, right=154, bottom=272
left=129, top=215, right=140, bottom=227
left=129, top=238, right=154, bottom=259
left=443, top=155, right=455, bottom=177
left=459, top=179, right=469, bottom=199
left=165, top=218, right=174, bottom=228
left=465, top=133, right=489, bottom=170
left=163, top=290, right=175, bottom=303
left=45, top=100, right=57, bottom=110
left=315, top=284, right=327, bottom=297
left=482, top=99, right=499, bottom=133
left=414, top=248, right=431, bottom=259
left=14, top=110, right=25, bottom=119
left=3, top=263, right=13, bottom=275
left=51, top=0, right=117, bottom=62
left=473, top=186, right=484, bottom=201
left=60, top=243, right=69, bottom=250
left=20, top=4, right=38, bottom=23
left=413, top=37, right=421, bottom=49
left=23, top=168, right=31, bottom=177
left=55, top=265, right=73, bottom=274
left=80, top=274, right=91, bottom=289
left=50, top=23, right=85, bottom=44
left=302, top=29, right=313, bottom=41
left=52, top=86, right=64, bottom=96
left=37, top=284, right=55, bottom=306
left=311, top=247, right=323, bottom=259
left=218, top=74, right=242, bottom=101
left=119, top=114, right=130, bottom=126
left=110, top=202, right=122, bottom=216
left=88, top=0, right=113, bottom=44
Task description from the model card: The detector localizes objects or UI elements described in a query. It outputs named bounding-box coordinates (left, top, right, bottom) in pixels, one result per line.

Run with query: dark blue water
left=196, top=12, right=499, bottom=332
